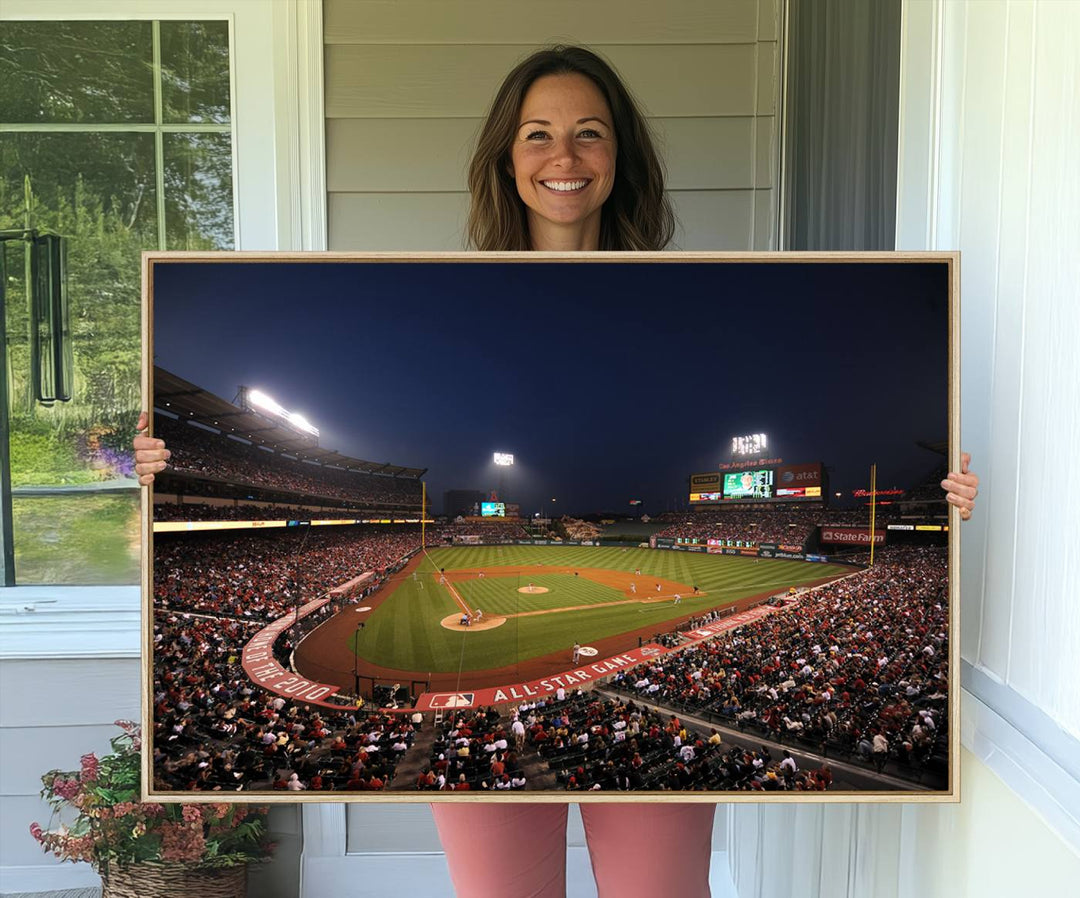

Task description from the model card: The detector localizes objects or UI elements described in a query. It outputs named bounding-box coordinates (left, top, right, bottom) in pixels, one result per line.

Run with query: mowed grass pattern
left=351, top=546, right=853, bottom=674
left=455, top=574, right=627, bottom=617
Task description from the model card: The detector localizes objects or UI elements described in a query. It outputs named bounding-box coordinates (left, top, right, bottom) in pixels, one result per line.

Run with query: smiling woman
left=466, top=45, right=674, bottom=252
left=509, top=73, right=617, bottom=250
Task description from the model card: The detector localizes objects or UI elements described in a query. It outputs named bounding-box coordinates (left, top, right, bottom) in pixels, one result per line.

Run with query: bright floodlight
left=731, top=432, right=768, bottom=456
left=249, top=389, right=284, bottom=416
left=248, top=388, right=319, bottom=436
left=494, top=452, right=514, bottom=466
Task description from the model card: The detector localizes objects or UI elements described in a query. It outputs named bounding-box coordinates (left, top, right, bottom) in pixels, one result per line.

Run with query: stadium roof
left=153, top=367, right=427, bottom=479
left=916, top=440, right=948, bottom=456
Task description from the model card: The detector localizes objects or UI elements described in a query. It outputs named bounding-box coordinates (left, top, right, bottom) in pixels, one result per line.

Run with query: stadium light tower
left=238, top=385, right=320, bottom=442
left=493, top=452, right=513, bottom=502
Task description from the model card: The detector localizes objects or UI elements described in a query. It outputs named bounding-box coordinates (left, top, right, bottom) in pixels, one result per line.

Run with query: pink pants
left=431, top=802, right=715, bottom=898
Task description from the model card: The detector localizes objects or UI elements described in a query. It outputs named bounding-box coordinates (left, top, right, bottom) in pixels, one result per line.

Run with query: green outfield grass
left=454, top=573, right=627, bottom=617
left=350, top=545, right=854, bottom=674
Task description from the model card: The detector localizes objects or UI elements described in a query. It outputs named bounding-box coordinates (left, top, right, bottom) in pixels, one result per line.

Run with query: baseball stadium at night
left=149, top=258, right=952, bottom=796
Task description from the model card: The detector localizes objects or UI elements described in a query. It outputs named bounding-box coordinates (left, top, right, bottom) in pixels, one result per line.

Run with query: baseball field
left=295, top=545, right=854, bottom=693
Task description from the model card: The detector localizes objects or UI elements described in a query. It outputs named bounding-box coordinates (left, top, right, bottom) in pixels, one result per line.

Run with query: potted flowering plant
left=31, top=721, right=273, bottom=898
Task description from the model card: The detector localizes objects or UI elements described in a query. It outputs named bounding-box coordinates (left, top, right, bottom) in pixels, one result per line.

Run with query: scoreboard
left=689, top=462, right=825, bottom=505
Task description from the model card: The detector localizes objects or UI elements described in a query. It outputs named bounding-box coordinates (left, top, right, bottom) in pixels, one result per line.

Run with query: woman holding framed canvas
left=135, top=45, right=979, bottom=898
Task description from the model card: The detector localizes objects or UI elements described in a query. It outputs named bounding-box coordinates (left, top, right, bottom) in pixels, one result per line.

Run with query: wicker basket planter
left=101, top=863, right=247, bottom=898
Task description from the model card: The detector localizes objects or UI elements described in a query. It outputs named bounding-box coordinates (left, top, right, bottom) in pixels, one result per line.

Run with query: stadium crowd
left=653, top=506, right=831, bottom=545
left=532, top=692, right=832, bottom=791
left=153, top=608, right=418, bottom=791
left=152, top=501, right=398, bottom=522
left=152, top=524, right=429, bottom=790
left=155, top=415, right=423, bottom=508
left=423, top=707, right=531, bottom=791
left=419, top=692, right=835, bottom=792
left=559, top=517, right=603, bottom=541
left=428, top=521, right=532, bottom=542
left=155, top=527, right=422, bottom=619
left=610, top=546, right=948, bottom=777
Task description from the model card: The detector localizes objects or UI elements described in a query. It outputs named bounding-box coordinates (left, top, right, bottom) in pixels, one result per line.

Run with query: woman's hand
left=133, top=411, right=170, bottom=486
left=941, top=451, right=979, bottom=521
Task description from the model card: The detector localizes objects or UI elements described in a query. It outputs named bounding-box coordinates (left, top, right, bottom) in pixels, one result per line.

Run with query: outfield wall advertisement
left=820, top=527, right=886, bottom=545
left=690, top=472, right=721, bottom=489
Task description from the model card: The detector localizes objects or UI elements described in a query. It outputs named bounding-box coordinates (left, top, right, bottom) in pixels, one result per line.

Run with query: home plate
left=354, top=607, right=373, bottom=613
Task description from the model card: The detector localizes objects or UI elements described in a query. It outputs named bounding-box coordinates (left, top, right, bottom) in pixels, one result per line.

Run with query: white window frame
left=0, top=0, right=326, bottom=659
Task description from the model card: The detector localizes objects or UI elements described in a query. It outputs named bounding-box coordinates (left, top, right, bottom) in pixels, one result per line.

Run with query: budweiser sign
left=820, top=527, right=886, bottom=545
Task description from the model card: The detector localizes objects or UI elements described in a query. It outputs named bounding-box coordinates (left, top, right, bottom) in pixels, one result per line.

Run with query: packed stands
left=559, top=517, right=603, bottom=541
left=607, top=545, right=948, bottom=783
left=153, top=524, right=425, bottom=790
left=153, top=502, right=411, bottom=522
left=155, top=414, right=423, bottom=511
left=653, top=506, right=832, bottom=546
left=155, top=528, right=421, bottom=618
left=426, top=692, right=836, bottom=792
left=426, top=520, right=531, bottom=542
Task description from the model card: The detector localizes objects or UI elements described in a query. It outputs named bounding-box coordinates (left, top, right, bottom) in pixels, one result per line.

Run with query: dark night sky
left=152, top=260, right=950, bottom=515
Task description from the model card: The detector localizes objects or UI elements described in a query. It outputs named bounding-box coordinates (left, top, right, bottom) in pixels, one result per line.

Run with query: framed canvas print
left=142, top=252, right=959, bottom=803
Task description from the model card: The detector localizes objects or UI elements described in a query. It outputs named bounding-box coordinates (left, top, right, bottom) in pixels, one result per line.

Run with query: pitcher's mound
left=439, top=613, right=506, bottom=631
left=517, top=585, right=549, bottom=594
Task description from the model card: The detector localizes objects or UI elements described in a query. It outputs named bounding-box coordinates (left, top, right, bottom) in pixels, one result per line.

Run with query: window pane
left=12, top=494, right=140, bottom=585
left=1, top=18, right=235, bottom=586
left=164, top=133, right=235, bottom=249
left=2, top=132, right=152, bottom=585
left=0, top=22, right=154, bottom=124
left=160, top=21, right=232, bottom=124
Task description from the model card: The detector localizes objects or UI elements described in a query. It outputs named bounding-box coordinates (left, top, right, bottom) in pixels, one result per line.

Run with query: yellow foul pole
left=869, top=464, right=877, bottom=566
left=421, top=481, right=427, bottom=549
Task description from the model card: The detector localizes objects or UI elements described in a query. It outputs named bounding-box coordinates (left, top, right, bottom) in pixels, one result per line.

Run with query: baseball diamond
left=294, top=545, right=852, bottom=695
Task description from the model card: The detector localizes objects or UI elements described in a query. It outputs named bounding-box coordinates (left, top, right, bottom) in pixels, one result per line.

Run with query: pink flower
left=80, top=753, right=100, bottom=782
left=206, top=802, right=232, bottom=820
left=52, top=778, right=80, bottom=801
left=160, top=822, right=206, bottom=863
left=62, top=834, right=95, bottom=863
left=181, top=805, right=202, bottom=824
left=29, top=822, right=44, bottom=843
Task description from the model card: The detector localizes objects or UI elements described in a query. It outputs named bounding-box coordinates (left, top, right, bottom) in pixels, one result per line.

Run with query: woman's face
left=509, top=73, right=617, bottom=246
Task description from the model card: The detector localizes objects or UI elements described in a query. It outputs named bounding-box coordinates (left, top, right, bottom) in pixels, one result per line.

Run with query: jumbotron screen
left=480, top=502, right=505, bottom=517
left=723, top=469, right=774, bottom=500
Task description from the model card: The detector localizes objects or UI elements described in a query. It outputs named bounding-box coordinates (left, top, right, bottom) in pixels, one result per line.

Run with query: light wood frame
left=141, top=250, right=960, bottom=804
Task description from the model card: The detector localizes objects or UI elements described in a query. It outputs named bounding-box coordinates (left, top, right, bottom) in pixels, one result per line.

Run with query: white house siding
left=0, top=656, right=141, bottom=894
left=323, top=0, right=782, bottom=251
left=729, top=0, right=1080, bottom=894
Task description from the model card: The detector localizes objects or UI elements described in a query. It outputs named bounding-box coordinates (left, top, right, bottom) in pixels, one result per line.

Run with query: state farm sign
left=819, top=527, right=886, bottom=545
